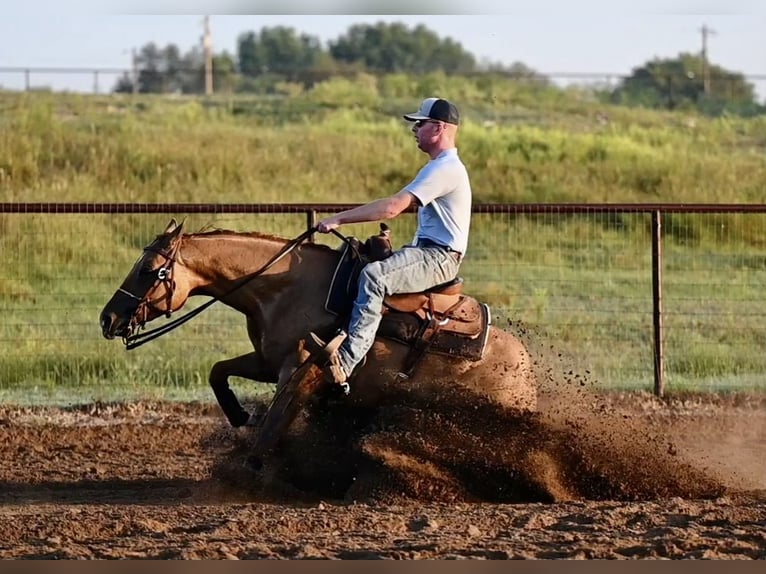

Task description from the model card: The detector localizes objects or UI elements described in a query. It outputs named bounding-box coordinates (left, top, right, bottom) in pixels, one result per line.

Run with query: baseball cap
left=403, top=97, right=460, bottom=125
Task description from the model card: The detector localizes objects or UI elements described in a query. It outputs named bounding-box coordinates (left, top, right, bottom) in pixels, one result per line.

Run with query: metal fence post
left=651, top=210, right=665, bottom=396
left=306, top=208, right=316, bottom=242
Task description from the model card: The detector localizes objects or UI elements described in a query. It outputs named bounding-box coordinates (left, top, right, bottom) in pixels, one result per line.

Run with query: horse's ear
left=164, top=218, right=184, bottom=237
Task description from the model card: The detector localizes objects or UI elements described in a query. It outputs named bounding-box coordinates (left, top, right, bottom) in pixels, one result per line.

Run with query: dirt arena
left=0, top=379, right=764, bottom=559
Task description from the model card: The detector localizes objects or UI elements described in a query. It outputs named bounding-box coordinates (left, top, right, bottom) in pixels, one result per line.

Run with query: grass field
left=1, top=87, right=766, bottom=403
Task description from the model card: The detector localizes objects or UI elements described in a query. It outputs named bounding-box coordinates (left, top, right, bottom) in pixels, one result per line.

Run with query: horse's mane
left=184, top=227, right=339, bottom=254
left=189, top=227, right=284, bottom=241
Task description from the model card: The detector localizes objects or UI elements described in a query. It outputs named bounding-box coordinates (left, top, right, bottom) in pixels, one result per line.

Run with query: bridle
left=118, top=240, right=182, bottom=344
left=118, top=227, right=352, bottom=350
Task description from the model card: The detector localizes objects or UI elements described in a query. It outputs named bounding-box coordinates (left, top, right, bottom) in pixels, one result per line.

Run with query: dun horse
left=100, top=220, right=537, bottom=453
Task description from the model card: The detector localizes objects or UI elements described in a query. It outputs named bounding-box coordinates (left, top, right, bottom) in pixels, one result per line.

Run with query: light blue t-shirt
left=404, top=148, right=472, bottom=255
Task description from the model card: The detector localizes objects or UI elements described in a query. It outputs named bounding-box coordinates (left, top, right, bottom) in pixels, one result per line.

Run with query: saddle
left=325, top=225, right=491, bottom=378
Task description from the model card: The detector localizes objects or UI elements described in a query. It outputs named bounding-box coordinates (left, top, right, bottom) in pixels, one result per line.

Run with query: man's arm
left=316, top=189, right=417, bottom=233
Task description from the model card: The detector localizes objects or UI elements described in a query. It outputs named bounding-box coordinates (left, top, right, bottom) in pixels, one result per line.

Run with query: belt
left=415, top=238, right=462, bottom=259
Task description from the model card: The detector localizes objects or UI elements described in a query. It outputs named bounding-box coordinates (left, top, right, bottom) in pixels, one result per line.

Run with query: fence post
left=306, top=208, right=316, bottom=242
left=651, top=210, right=665, bottom=396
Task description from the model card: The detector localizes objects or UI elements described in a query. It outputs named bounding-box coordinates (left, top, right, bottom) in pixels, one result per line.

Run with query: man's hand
left=316, top=218, right=341, bottom=233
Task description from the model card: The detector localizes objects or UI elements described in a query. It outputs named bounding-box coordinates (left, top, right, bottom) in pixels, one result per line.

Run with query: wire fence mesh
left=1, top=204, right=765, bottom=403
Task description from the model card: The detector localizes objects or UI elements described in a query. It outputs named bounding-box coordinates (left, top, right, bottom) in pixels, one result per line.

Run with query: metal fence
left=1, top=202, right=765, bottom=402
left=2, top=67, right=765, bottom=107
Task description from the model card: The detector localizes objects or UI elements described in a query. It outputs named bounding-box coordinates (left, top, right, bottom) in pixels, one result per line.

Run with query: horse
left=99, top=219, right=537, bottom=464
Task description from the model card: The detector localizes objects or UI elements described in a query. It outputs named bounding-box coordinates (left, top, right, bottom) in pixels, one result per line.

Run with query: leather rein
left=121, top=226, right=348, bottom=350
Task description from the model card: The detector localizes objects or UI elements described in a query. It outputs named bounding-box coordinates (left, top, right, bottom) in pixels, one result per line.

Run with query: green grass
left=1, top=89, right=766, bottom=404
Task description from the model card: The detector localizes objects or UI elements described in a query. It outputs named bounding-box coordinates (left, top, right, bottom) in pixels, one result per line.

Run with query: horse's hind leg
left=209, top=352, right=277, bottom=427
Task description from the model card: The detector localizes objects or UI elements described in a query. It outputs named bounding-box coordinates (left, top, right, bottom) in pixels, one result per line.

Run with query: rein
left=123, top=226, right=353, bottom=350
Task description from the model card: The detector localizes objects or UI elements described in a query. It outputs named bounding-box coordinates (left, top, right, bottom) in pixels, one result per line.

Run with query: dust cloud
left=210, top=322, right=753, bottom=503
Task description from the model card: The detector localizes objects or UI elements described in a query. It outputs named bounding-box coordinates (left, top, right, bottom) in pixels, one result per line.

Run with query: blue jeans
left=336, top=245, right=462, bottom=378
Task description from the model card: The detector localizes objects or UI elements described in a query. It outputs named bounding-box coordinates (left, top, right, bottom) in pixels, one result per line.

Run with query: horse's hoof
left=245, top=455, right=263, bottom=471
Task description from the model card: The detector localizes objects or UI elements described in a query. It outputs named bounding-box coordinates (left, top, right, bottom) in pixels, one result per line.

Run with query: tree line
left=113, top=21, right=763, bottom=117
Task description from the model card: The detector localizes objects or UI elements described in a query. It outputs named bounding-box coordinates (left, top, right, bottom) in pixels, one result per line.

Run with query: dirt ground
left=0, top=384, right=764, bottom=560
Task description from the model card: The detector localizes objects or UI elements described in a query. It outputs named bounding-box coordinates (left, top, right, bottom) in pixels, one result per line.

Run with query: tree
left=175, top=47, right=237, bottom=94
left=211, top=52, right=238, bottom=93
left=328, top=22, right=476, bottom=74
left=134, top=42, right=165, bottom=93
left=237, top=26, right=326, bottom=79
left=113, top=42, right=191, bottom=94
left=611, top=53, right=758, bottom=115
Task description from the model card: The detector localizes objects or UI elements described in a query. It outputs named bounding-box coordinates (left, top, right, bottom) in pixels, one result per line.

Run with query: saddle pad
left=325, top=239, right=361, bottom=316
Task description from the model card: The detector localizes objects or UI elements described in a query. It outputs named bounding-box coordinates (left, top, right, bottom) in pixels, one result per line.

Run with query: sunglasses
left=414, top=119, right=441, bottom=128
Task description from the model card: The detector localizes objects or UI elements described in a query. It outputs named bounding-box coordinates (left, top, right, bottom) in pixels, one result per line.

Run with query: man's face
left=411, top=119, right=443, bottom=152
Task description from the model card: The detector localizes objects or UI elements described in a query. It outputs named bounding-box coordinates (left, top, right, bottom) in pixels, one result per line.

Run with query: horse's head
left=100, top=218, right=188, bottom=340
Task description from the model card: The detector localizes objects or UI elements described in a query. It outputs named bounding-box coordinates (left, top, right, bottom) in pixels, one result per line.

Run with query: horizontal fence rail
left=5, top=202, right=766, bottom=214
left=1, top=202, right=765, bottom=403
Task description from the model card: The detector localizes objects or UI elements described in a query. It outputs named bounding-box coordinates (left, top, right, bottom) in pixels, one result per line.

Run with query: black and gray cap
left=403, top=97, right=460, bottom=125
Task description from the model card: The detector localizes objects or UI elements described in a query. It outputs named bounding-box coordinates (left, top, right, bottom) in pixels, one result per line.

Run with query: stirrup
left=308, top=330, right=347, bottom=362
left=308, top=330, right=350, bottom=391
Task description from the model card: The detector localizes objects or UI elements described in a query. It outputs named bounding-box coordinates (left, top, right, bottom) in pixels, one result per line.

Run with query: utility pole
left=700, top=24, right=716, bottom=96
left=203, top=15, right=213, bottom=95
left=131, top=48, right=139, bottom=95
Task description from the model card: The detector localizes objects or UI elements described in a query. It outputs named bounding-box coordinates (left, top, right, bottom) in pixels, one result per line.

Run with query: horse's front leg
left=209, top=352, right=277, bottom=427
left=275, top=339, right=311, bottom=390
left=246, top=339, right=320, bottom=470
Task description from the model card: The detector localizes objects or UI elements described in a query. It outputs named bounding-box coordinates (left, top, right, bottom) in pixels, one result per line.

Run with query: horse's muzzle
left=100, top=312, right=126, bottom=340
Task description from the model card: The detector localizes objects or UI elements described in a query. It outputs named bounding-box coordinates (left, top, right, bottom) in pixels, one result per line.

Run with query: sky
left=1, top=0, right=764, bottom=99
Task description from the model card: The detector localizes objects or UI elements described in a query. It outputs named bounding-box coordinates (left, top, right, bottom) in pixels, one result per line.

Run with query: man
left=313, top=97, right=472, bottom=392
